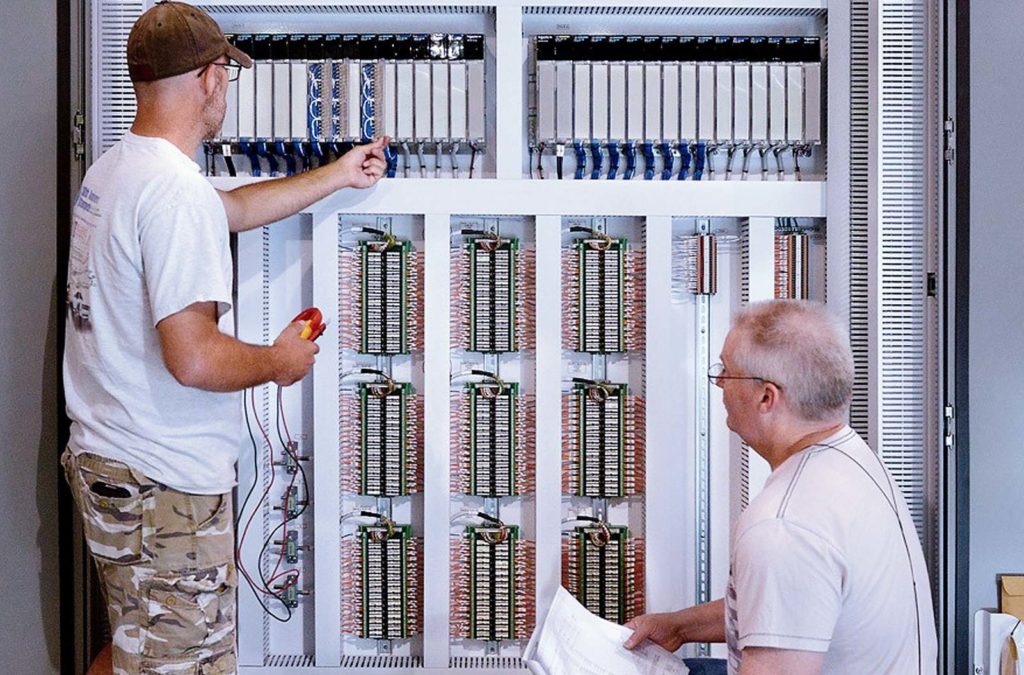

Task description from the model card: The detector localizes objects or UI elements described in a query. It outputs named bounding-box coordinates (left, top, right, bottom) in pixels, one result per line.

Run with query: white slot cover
left=609, top=63, right=626, bottom=140
left=467, top=60, right=485, bottom=142
left=769, top=63, right=787, bottom=142
left=733, top=63, right=750, bottom=143
left=645, top=63, right=661, bottom=141
left=556, top=60, right=574, bottom=141
left=627, top=62, right=644, bottom=140
left=236, top=64, right=255, bottom=138
left=290, top=63, right=307, bottom=138
left=273, top=62, right=291, bottom=138
left=751, top=63, right=768, bottom=142
left=344, top=61, right=362, bottom=140
left=380, top=61, right=398, bottom=139
left=255, top=62, right=273, bottom=138
left=432, top=60, right=450, bottom=141
left=449, top=61, right=467, bottom=141
left=574, top=62, right=590, bottom=141
left=536, top=60, right=556, bottom=142
left=414, top=61, right=432, bottom=140
left=787, top=64, right=804, bottom=143
left=715, top=63, right=733, bottom=143
left=396, top=62, right=414, bottom=140
left=591, top=63, right=609, bottom=141
left=661, top=63, right=679, bottom=141
left=804, top=62, right=822, bottom=144
left=698, top=64, right=715, bottom=142
left=680, top=63, right=697, bottom=140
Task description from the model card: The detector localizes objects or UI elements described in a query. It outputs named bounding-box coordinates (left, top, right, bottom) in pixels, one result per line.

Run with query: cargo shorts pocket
left=66, top=455, right=151, bottom=566
left=140, top=565, right=235, bottom=664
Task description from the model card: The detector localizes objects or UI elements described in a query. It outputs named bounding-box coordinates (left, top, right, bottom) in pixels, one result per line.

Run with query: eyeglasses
left=707, top=362, right=782, bottom=389
left=200, top=62, right=241, bottom=82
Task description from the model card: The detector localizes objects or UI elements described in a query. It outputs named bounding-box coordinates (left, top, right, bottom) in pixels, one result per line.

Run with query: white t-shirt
left=64, top=131, right=240, bottom=494
left=725, top=426, right=937, bottom=674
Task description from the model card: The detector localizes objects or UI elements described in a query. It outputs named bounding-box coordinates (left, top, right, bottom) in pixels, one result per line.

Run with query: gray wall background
left=0, top=0, right=61, bottom=673
left=969, top=0, right=1024, bottom=651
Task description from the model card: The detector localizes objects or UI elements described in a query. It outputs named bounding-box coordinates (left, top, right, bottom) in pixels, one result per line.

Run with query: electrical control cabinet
left=84, top=0, right=944, bottom=672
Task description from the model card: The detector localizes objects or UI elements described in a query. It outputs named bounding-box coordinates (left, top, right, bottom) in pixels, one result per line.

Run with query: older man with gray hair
left=625, top=300, right=937, bottom=675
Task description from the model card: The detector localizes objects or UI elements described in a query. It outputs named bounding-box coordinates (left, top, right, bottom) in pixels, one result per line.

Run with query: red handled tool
left=292, top=307, right=327, bottom=342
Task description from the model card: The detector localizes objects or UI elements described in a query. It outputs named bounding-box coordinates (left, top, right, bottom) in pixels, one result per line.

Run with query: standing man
left=62, top=2, right=388, bottom=673
left=625, top=300, right=937, bottom=675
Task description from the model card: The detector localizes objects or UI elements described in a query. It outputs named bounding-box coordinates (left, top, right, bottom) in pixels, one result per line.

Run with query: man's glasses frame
left=200, top=61, right=241, bottom=82
left=707, top=362, right=782, bottom=389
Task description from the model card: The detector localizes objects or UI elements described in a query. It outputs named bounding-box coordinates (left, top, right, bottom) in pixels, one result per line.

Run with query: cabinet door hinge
left=943, top=117, right=955, bottom=165
left=944, top=403, right=956, bottom=451
left=73, top=111, right=86, bottom=160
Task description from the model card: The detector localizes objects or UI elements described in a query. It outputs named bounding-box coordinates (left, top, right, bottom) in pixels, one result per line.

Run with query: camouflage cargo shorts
left=62, top=449, right=237, bottom=674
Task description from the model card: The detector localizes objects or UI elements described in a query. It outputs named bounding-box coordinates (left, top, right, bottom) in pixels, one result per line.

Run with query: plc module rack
left=82, top=0, right=945, bottom=672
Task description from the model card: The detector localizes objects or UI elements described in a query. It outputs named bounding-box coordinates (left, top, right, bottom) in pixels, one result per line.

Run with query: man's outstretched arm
left=218, top=137, right=389, bottom=233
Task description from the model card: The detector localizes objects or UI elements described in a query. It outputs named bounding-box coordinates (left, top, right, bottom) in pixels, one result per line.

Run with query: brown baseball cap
left=127, top=1, right=253, bottom=82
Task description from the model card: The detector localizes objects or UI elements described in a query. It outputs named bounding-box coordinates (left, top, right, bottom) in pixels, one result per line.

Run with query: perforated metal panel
left=198, top=4, right=494, bottom=14
left=523, top=6, right=826, bottom=17
left=873, top=0, right=939, bottom=543
left=848, top=0, right=869, bottom=440
left=91, top=0, right=142, bottom=158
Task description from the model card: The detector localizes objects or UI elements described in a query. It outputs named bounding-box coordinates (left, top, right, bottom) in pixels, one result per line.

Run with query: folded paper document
left=524, top=586, right=689, bottom=675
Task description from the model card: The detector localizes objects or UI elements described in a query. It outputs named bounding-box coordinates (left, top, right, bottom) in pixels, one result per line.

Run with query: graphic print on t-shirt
left=68, top=185, right=101, bottom=328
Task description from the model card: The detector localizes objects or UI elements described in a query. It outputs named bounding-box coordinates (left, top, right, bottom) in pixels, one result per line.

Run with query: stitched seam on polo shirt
left=740, top=631, right=831, bottom=642
left=776, top=429, right=857, bottom=519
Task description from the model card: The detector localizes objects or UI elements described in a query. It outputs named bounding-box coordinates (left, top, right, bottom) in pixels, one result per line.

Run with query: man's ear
left=758, top=383, right=781, bottom=414
left=198, top=64, right=219, bottom=96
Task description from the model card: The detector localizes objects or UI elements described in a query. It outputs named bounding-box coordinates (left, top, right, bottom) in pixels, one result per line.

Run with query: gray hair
left=730, top=300, right=854, bottom=422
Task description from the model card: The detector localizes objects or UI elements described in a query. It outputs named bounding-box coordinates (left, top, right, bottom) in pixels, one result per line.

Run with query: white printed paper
left=524, top=586, right=689, bottom=675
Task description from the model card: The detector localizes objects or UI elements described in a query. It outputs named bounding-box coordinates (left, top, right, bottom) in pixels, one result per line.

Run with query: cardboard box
left=1000, top=575, right=1024, bottom=621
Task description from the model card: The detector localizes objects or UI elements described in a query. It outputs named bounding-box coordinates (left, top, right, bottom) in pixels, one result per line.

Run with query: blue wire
left=660, top=143, right=673, bottom=180
left=607, top=143, right=620, bottom=180
left=257, top=142, right=278, bottom=177
left=693, top=142, right=706, bottom=181
left=642, top=142, right=655, bottom=180
left=678, top=142, right=691, bottom=180
left=240, top=141, right=261, bottom=177
left=624, top=142, right=637, bottom=180
left=590, top=141, right=602, bottom=179
left=573, top=142, right=586, bottom=180
left=276, top=141, right=295, bottom=176
left=295, top=142, right=310, bottom=172
left=384, top=145, right=398, bottom=178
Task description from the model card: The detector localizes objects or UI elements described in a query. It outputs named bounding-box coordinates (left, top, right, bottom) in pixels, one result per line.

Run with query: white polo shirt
left=725, top=426, right=937, bottom=674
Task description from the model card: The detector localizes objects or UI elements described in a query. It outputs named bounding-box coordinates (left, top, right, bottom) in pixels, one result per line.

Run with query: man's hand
left=271, top=321, right=320, bottom=386
left=624, top=599, right=727, bottom=651
left=624, top=611, right=687, bottom=652
left=335, top=136, right=389, bottom=189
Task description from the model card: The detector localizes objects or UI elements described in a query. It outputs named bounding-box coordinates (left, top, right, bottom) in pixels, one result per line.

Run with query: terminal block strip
left=563, top=381, right=645, bottom=498
left=341, top=523, right=422, bottom=640
left=469, top=237, right=518, bottom=353
left=340, top=238, right=423, bottom=356
left=451, top=383, right=536, bottom=497
left=452, top=237, right=535, bottom=354
left=562, top=524, right=645, bottom=625
left=451, top=525, right=535, bottom=642
left=562, top=237, right=645, bottom=353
